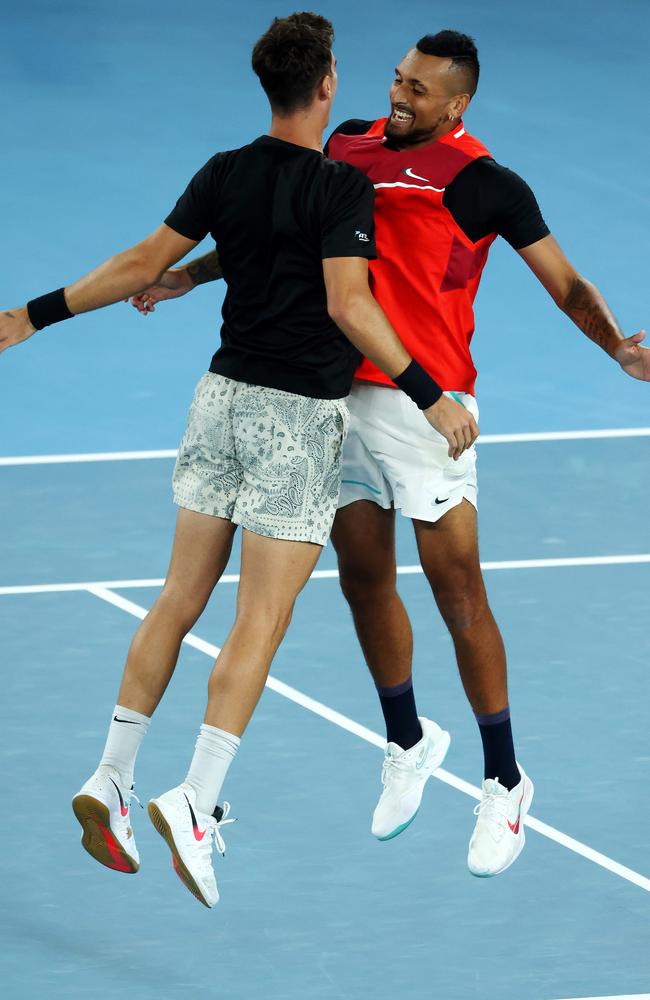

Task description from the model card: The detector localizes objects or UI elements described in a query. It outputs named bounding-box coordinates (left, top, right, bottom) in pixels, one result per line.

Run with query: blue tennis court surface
left=1, top=1, right=649, bottom=999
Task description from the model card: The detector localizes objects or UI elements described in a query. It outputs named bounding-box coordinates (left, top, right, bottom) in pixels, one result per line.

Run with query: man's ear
left=318, top=73, right=334, bottom=102
left=450, top=93, right=470, bottom=119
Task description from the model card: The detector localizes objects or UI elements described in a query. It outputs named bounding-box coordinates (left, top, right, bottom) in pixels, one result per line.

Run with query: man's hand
left=614, top=330, right=650, bottom=381
left=423, top=394, right=479, bottom=460
left=0, top=307, right=37, bottom=355
left=130, top=268, right=194, bottom=315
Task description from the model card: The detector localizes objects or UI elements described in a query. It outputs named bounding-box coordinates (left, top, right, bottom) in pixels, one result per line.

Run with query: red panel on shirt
left=327, top=119, right=496, bottom=394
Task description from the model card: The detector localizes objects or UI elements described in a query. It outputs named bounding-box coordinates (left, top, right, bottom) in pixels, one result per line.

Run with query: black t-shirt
left=165, top=135, right=377, bottom=399
left=325, top=120, right=550, bottom=250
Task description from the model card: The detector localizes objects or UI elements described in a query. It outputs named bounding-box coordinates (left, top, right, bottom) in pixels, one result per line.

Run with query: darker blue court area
left=1, top=2, right=649, bottom=999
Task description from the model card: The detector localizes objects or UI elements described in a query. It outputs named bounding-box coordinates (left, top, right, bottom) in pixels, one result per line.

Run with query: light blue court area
left=2, top=0, right=650, bottom=997
left=1, top=437, right=650, bottom=1000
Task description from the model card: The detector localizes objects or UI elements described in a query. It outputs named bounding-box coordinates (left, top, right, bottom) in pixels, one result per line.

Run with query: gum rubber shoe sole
left=72, top=794, right=139, bottom=873
left=148, top=801, right=214, bottom=908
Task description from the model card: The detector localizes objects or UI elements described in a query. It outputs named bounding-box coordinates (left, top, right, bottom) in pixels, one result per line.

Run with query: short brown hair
left=252, top=12, right=334, bottom=114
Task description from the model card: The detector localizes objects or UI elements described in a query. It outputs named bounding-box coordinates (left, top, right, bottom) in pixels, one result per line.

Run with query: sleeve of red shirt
left=489, top=165, right=550, bottom=249
left=445, top=158, right=550, bottom=249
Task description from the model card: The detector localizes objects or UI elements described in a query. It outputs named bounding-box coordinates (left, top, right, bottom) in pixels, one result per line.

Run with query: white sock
left=99, top=704, right=151, bottom=788
left=184, top=724, right=240, bottom=815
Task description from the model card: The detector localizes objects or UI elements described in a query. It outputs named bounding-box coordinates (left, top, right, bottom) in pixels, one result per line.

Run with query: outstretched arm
left=131, top=248, right=223, bottom=314
left=0, top=224, right=199, bottom=354
left=518, top=234, right=649, bottom=381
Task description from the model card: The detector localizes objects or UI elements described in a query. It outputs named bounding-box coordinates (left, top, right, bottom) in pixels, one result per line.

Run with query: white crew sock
left=99, top=704, right=151, bottom=788
left=184, top=724, right=240, bottom=815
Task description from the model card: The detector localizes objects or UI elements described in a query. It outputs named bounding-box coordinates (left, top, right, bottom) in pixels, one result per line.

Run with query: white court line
left=1, top=553, right=649, bottom=597
left=0, top=449, right=178, bottom=466
left=1, top=427, right=649, bottom=466
left=556, top=995, right=650, bottom=999
left=479, top=427, right=650, bottom=444
left=84, top=584, right=650, bottom=895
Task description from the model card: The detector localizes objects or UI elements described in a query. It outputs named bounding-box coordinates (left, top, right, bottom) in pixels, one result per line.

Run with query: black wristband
left=26, top=288, right=74, bottom=331
left=393, top=359, right=443, bottom=409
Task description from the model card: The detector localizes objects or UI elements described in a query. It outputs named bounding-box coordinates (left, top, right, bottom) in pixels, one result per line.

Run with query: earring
left=448, top=114, right=455, bottom=121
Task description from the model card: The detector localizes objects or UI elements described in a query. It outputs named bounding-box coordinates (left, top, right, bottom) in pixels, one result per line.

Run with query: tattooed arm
left=131, top=248, right=223, bottom=314
left=186, top=249, right=223, bottom=286
left=519, top=234, right=649, bottom=381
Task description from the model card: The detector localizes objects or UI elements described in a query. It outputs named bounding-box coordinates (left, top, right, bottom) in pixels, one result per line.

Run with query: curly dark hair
left=252, top=12, right=334, bottom=114
left=416, top=30, right=480, bottom=96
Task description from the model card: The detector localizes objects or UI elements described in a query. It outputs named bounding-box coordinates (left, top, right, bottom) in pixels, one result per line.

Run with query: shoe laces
left=184, top=801, right=236, bottom=874
left=128, top=789, right=143, bottom=810
left=473, top=780, right=510, bottom=842
left=211, top=801, right=236, bottom=857
left=380, top=748, right=412, bottom=787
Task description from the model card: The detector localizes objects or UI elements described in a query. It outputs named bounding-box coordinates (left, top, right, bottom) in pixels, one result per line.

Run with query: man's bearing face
left=385, top=49, right=461, bottom=148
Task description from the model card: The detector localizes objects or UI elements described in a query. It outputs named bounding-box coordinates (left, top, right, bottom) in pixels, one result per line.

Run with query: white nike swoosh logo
left=403, top=167, right=431, bottom=183
left=415, top=740, right=431, bottom=770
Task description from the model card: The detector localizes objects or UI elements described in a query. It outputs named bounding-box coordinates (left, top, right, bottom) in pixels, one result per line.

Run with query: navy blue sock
left=475, top=706, right=519, bottom=790
left=376, top=677, right=423, bottom=750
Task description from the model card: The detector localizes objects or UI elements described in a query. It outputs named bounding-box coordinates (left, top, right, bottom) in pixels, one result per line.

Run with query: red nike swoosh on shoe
left=507, top=786, right=525, bottom=835
left=184, top=793, right=207, bottom=841
left=109, top=777, right=129, bottom=817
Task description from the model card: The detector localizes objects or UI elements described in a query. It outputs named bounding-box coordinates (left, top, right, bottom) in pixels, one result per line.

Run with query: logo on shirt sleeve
left=355, top=230, right=370, bottom=242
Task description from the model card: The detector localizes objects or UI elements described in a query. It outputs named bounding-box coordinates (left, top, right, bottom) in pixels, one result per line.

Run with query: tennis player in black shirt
left=0, top=14, right=476, bottom=908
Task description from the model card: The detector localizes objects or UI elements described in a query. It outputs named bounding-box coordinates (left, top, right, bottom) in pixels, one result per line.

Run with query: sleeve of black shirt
left=164, top=153, right=226, bottom=242
left=321, top=165, right=377, bottom=260
left=443, top=158, right=550, bottom=250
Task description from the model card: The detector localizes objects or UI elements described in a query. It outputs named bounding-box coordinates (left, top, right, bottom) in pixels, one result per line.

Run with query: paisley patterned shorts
left=172, top=373, right=350, bottom=545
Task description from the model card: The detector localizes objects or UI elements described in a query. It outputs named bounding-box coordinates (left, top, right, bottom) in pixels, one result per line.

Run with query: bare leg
left=117, top=508, right=237, bottom=716
left=413, top=500, right=508, bottom=715
left=331, top=501, right=413, bottom=686
left=204, top=530, right=322, bottom=736
left=332, top=498, right=507, bottom=712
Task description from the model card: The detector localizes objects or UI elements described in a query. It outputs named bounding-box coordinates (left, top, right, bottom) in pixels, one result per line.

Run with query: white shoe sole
left=375, top=728, right=451, bottom=841
left=72, top=794, right=139, bottom=874
left=468, top=775, right=535, bottom=878
left=148, top=800, right=216, bottom=908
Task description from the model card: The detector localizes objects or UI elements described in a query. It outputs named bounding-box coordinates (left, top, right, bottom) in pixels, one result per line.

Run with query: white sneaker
left=72, top=766, right=141, bottom=873
left=371, top=717, right=451, bottom=841
left=148, top=784, right=235, bottom=908
left=467, top=764, right=534, bottom=877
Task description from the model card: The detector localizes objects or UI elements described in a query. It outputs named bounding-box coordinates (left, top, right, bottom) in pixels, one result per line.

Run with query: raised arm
left=518, top=234, right=649, bottom=381
left=0, top=224, right=200, bottom=354
left=323, top=256, right=479, bottom=459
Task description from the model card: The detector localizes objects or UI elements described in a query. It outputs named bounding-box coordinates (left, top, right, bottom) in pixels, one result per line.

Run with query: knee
left=433, top=574, right=489, bottom=634
left=338, top=563, right=396, bottom=611
left=157, top=582, right=208, bottom=633
left=235, top=602, right=293, bottom=646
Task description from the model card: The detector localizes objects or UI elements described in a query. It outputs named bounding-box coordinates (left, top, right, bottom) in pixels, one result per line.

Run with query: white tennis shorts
left=338, top=382, right=478, bottom=522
